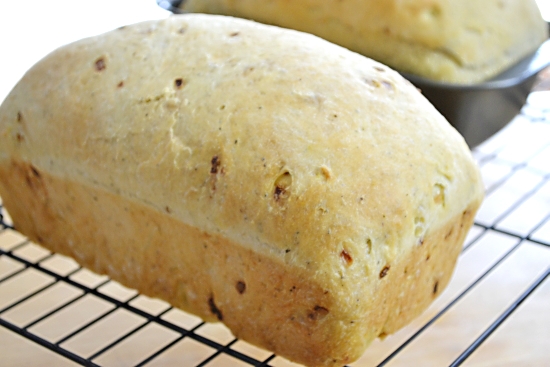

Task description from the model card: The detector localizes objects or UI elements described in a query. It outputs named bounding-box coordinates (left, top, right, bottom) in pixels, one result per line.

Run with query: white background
left=0, top=0, right=170, bottom=104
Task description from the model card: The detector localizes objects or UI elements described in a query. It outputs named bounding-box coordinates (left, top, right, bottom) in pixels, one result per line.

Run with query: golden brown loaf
left=0, top=15, right=484, bottom=366
left=180, top=0, right=549, bottom=84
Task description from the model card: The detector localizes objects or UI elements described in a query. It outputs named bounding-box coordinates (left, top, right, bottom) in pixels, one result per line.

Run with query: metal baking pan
left=403, top=38, right=550, bottom=147
left=158, top=0, right=185, bottom=12
left=158, top=0, right=550, bottom=147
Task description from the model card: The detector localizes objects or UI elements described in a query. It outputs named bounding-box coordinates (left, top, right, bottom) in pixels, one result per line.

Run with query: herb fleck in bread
left=0, top=14, right=484, bottom=366
left=180, top=0, right=549, bottom=84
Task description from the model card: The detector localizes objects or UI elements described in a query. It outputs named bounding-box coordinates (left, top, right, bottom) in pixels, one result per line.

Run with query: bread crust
left=0, top=159, right=477, bottom=366
left=0, top=15, right=484, bottom=366
left=181, top=0, right=549, bottom=83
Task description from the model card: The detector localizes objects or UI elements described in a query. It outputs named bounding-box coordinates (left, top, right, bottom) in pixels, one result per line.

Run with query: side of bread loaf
left=0, top=15, right=484, bottom=366
left=180, top=0, right=548, bottom=84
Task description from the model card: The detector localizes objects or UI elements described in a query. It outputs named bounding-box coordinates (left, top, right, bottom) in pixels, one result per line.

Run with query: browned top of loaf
left=0, top=14, right=481, bottom=274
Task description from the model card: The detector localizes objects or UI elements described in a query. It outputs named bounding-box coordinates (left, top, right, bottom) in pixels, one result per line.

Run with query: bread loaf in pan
left=0, top=14, right=484, bottom=366
left=179, top=0, right=549, bottom=84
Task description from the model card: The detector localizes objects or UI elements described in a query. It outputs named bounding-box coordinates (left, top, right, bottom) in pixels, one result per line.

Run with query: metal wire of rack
left=1, top=93, right=550, bottom=366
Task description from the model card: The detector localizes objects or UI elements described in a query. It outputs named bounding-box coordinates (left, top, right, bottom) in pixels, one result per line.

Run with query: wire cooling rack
left=1, top=90, right=550, bottom=366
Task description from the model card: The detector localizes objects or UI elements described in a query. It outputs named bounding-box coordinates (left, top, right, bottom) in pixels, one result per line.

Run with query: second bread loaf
left=180, top=0, right=548, bottom=83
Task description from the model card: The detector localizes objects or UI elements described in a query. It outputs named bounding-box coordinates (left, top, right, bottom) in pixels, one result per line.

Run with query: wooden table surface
left=1, top=1, right=549, bottom=366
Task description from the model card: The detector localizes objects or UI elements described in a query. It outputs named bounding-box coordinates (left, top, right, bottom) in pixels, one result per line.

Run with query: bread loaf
left=179, top=0, right=548, bottom=84
left=0, top=14, right=484, bottom=366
